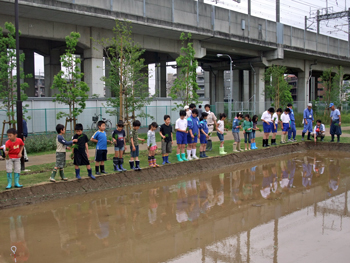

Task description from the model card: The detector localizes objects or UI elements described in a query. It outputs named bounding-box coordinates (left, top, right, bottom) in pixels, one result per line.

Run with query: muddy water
left=0, top=151, right=350, bottom=263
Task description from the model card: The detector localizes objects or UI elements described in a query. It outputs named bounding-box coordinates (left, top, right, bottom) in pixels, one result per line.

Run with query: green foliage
left=169, top=33, right=199, bottom=110
left=0, top=22, right=31, bottom=125
left=51, top=32, right=89, bottom=134
left=264, top=65, right=293, bottom=110
left=320, top=66, right=344, bottom=116
left=94, top=20, right=152, bottom=140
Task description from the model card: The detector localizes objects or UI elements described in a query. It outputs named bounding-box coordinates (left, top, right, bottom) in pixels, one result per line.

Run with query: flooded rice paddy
left=0, top=151, right=350, bottom=263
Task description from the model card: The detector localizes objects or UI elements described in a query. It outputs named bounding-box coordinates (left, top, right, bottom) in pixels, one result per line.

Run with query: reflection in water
left=0, top=151, right=350, bottom=262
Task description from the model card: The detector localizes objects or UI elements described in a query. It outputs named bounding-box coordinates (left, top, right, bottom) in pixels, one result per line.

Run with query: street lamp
left=217, top=54, right=233, bottom=119
left=15, top=0, right=24, bottom=170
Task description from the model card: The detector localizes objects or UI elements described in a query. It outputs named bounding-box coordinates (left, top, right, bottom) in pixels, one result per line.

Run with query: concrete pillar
left=209, top=70, right=217, bottom=105
left=297, top=61, right=310, bottom=113
left=160, top=61, right=167, bottom=97
left=83, top=47, right=104, bottom=97
left=256, top=67, right=265, bottom=114
left=23, top=50, right=35, bottom=97
left=44, top=49, right=61, bottom=97
left=243, top=70, right=250, bottom=110
left=204, top=71, right=210, bottom=98
left=104, top=57, right=112, bottom=98
left=232, top=70, right=240, bottom=101
left=216, top=70, right=225, bottom=114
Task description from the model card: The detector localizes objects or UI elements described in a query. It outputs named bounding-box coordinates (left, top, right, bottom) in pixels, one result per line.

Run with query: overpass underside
left=1, top=0, right=350, bottom=114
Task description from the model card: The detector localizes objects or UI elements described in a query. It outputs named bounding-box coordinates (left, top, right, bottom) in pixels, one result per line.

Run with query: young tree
left=264, top=65, right=293, bottom=109
left=321, top=66, right=344, bottom=116
left=0, top=22, right=31, bottom=143
left=94, top=20, right=152, bottom=139
left=169, top=32, right=200, bottom=109
left=51, top=32, right=89, bottom=134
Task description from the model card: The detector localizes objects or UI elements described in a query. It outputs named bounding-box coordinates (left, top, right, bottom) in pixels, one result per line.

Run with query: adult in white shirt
left=260, top=107, right=275, bottom=147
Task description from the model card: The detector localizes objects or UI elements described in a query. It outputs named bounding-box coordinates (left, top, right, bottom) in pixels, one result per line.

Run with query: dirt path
left=1, top=126, right=349, bottom=170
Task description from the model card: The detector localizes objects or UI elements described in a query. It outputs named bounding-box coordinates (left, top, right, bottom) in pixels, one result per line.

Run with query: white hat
left=307, top=103, right=312, bottom=107
left=184, top=105, right=189, bottom=110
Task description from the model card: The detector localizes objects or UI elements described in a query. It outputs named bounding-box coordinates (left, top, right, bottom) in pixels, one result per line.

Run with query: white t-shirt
left=281, top=113, right=290, bottom=123
left=175, top=118, right=187, bottom=131
left=186, top=110, right=192, bottom=118
left=217, top=120, right=224, bottom=133
left=261, top=111, right=272, bottom=122
left=272, top=113, right=279, bottom=124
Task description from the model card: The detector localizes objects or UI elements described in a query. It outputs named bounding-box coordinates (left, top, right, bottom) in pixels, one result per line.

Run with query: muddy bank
left=0, top=142, right=349, bottom=209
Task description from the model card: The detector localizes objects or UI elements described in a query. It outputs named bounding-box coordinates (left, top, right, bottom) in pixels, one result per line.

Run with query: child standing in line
left=242, top=114, right=253, bottom=151
left=175, top=110, right=188, bottom=162
left=112, top=120, right=127, bottom=172
left=187, top=109, right=200, bottom=160
left=5, top=128, right=24, bottom=189
left=129, top=120, right=145, bottom=171
left=72, top=123, right=95, bottom=180
left=199, top=112, right=209, bottom=158
left=271, top=108, right=282, bottom=145
left=148, top=122, right=159, bottom=168
left=91, top=120, right=109, bottom=175
left=280, top=108, right=291, bottom=143
left=50, top=124, right=78, bottom=182
left=216, top=113, right=227, bottom=154
left=251, top=115, right=259, bottom=149
left=232, top=113, right=243, bottom=152
left=160, top=115, right=173, bottom=165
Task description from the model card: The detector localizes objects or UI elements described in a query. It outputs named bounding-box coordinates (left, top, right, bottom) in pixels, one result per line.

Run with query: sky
left=34, top=0, right=350, bottom=94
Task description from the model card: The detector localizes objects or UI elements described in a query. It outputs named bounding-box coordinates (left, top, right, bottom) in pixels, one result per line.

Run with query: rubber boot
left=162, top=156, right=166, bottom=165
left=75, top=169, right=81, bottom=180
left=206, top=140, right=212, bottom=151
left=88, top=169, right=96, bottom=180
left=181, top=153, right=188, bottom=161
left=50, top=169, right=57, bottom=182
left=166, top=155, right=171, bottom=164
left=203, top=151, right=209, bottom=157
left=265, top=139, right=270, bottom=147
left=302, top=132, right=305, bottom=141
left=254, top=142, right=258, bottom=149
left=199, top=152, right=203, bottom=158
left=233, top=143, right=239, bottom=152
left=148, top=156, right=154, bottom=167
left=262, top=139, right=266, bottom=147
left=129, top=161, right=135, bottom=170
left=153, top=157, right=159, bottom=167
left=176, top=154, right=183, bottom=162
left=250, top=142, right=255, bottom=149
left=6, top=173, right=12, bottom=189
left=119, top=158, right=127, bottom=171
left=59, top=169, right=68, bottom=181
left=113, top=157, right=122, bottom=172
left=330, top=134, right=335, bottom=142
left=237, top=142, right=243, bottom=151
left=307, top=132, right=312, bottom=140
left=219, top=146, right=227, bottom=154
left=100, top=165, right=107, bottom=174
left=337, top=135, right=340, bottom=143
left=135, top=161, right=141, bottom=171
left=14, top=173, right=22, bottom=188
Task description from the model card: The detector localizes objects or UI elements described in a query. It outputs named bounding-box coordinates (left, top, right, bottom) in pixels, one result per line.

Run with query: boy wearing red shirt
left=5, top=128, right=24, bottom=189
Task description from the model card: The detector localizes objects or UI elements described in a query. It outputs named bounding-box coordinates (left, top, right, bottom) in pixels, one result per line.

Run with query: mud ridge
left=1, top=142, right=349, bottom=209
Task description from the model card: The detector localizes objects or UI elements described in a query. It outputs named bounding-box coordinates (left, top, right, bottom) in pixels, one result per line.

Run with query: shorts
left=263, top=122, right=272, bottom=133
left=187, top=134, right=198, bottom=144
left=176, top=131, right=187, bottom=145
left=272, top=124, right=278, bottom=133
left=161, top=140, right=172, bottom=154
left=232, top=132, right=240, bottom=142
left=73, top=151, right=90, bottom=166
left=130, top=145, right=139, bottom=158
left=55, top=152, right=66, bottom=168
left=282, top=123, right=289, bottom=132
left=114, top=146, right=125, bottom=151
left=149, top=145, right=157, bottom=151
left=251, top=130, right=256, bottom=139
left=95, top=149, right=107, bottom=162
left=6, top=158, right=20, bottom=173
left=217, top=132, right=224, bottom=142
left=200, top=134, right=207, bottom=144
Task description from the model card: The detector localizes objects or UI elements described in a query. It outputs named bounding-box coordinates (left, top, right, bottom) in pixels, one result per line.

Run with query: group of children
left=2, top=104, right=329, bottom=188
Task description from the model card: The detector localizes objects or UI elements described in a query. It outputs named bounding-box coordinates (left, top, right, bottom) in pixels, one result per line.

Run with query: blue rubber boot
left=14, top=173, right=23, bottom=188
left=6, top=173, right=12, bottom=189
left=165, top=156, right=171, bottom=164
left=135, top=161, right=141, bottom=171
left=119, top=158, right=127, bottom=172
left=113, top=157, right=122, bottom=172
left=75, top=169, right=81, bottom=180
left=88, top=169, right=96, bottom=180
left=254, top=142, right=258, bottom=149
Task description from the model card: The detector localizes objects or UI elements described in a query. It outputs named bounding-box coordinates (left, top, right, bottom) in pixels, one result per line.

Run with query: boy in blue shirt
left=91, top=120, right=110, bottom=175
left=287, top=103, right=297, bottom=142
left=187, top=109, right=199, bottom=160
left=199, top=112, right=209, bottom=158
